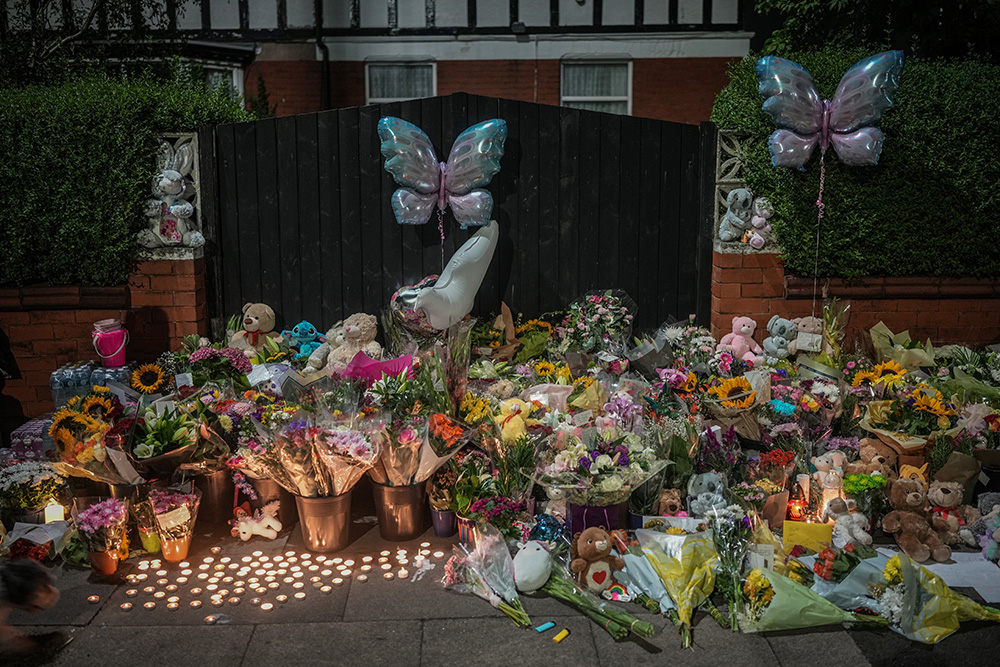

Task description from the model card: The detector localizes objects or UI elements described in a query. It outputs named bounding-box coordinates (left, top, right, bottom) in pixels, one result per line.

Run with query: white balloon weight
left=394, top=220, right=499, bottom=332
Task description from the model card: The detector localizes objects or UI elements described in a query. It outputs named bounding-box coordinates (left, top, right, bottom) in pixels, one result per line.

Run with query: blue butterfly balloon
left=377, top=117, right=508, bottom=228
left=756, top=51, right=904, bottom=170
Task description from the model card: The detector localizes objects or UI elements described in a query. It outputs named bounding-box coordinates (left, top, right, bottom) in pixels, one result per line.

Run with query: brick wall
left=710, top=250, right=1000, bottom=348
left=0, top=252, right=209, bottom=440
left=261, top=57, right=730, bottom=123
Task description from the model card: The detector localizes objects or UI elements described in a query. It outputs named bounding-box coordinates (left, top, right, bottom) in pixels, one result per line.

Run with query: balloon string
left=812, top=149, right=827, bottom=319
left=437, top=208, right=446, bottom=272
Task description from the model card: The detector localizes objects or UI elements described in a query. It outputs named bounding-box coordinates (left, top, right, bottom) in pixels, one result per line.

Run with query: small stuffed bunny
left=139, top=138, right=205, bottom=248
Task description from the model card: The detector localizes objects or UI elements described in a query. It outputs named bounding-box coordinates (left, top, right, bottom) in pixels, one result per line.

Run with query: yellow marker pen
left=552, top=629, right=570, bottom=643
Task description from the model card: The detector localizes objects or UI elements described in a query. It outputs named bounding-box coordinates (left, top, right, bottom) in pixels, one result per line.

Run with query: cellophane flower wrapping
left=146, top=487, right=201, bottom=543
left=740, top=567, right=877, bottom=633
left=73, top=497, right=128, bottom=553
left=440, top=523, right=530, bottom=627
left=418, top=413, right=475, bottom=483
left=533, top=415, right=666, bottom=507
left=313, top=426, right=380, bottom=496
left=875, top=553, right=1000, bottom=644
left=708, top=510, right=753, bottom=629
left=610, top=529, right=677, bottom=615
left=373, top=414, right=427, bottom=486
left=273, top=416, right=333, bottom=497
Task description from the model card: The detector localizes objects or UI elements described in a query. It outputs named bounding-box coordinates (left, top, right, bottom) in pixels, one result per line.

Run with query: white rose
left=598, top=476, right=623, bottom=492
left=595, top=454, right=613, bottom=469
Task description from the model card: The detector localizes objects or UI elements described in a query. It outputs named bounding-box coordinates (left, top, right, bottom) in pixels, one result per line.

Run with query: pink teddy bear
left=717, top=316, right=763, bottom=363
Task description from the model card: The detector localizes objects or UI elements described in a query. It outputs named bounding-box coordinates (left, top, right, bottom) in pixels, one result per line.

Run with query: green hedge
left=711, top=51, right=1000, bottom=278
left=0, top=73, right=252, bottom=286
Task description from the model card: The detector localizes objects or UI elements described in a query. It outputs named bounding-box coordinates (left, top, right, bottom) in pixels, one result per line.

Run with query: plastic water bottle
left=49, top=370, right=63, bottom=407
left=90, top=366, right=106, bottom=388
left=73, top=365, right=91, bottom=397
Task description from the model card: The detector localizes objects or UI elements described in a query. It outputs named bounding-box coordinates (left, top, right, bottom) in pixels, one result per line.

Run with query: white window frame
left=560, top=59, right=633, bottom=116
left=201, top=61, right=244, bottom=100
left=365, top=60, right=437, bottom=104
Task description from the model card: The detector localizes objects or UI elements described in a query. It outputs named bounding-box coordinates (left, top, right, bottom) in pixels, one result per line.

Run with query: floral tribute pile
left=3, top=291, right=1000, bottom=647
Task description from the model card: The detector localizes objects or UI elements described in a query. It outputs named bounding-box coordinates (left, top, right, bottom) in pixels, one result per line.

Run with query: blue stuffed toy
left=281, top=320, right=325, bottom=361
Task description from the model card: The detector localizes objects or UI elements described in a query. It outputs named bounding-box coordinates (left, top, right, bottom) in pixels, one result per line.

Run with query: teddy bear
left=687, top=472, right=728, bottom=516
left=717, top=316, right=763, bottom=363
left=327, top=313, right=382, bottom=372
left=229, top=303, right=280, bottom=356
left=762, top=315, right=795, bottom=360
left=811, top=451, right=846, bottom=489
left=786, top=316, right=833, bottom=357
left=570, top=526, right=625, bottom=593
left=494, top=398, right=540, bottom=443
left=718, top=188, right=753, bottom=242
left=658, top=488, right=688, bottom=517
left=747, top=197, right=774, bottom=250
left=845, top=439, right=898, bottom=480
left=882, top=477, right=951, bottom=562
left=303, top=321, right=345, bottom=375
left=823, top=497, right=873, bottom=549
left=927, top=481, right=980, bottom=547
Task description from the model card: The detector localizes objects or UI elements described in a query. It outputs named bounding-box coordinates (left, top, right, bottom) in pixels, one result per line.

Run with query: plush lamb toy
left=883, top=478, right=951, bottom=562
left=570, top=526, right=625, bottom=593
left=762, top=315, right=795, bottom=360
left=823, top=497, right=873, bottom=548
left=717, top=316, right=763, bottom=364
left=927, top=481, right=979, bottom=547
left=139, top=139, right=204, bottom=248
left=718, top=188, right=753, bottom=242
left=327, top=313, right=382, bottom=372
left=231, top=501, right=282, bottom=541
left=747, top=197, right=774, bottom=250
left=229, top=303, right=280, bottom=356
left=303, top=321, right=346, bottom=375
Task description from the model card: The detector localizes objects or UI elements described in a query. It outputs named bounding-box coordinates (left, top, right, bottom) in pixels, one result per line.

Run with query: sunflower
left=81, top=394, right=114, bottom=420
left=851, top=370, right=878, bottom=387
left=49, top=409, right=101, bottom=457
left=679, top=372, right=698, bottom=393
left=707, top=377, right=756, bottom=409
left=556, top=365, right=573, bottom=384
left=574, top=376, right=595, bottom=390
left=873, top=360, right=906, bottom=387
left=534, top=361, right=556, bottom=378
left=92, top=385, right=110, bottom=393
left=131, top=363, right=166, bottom=394
left=66, top=395, right=81, bottom=408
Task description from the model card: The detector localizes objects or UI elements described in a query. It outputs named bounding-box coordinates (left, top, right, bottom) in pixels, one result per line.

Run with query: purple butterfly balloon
left=377, top=116, right=508, bottom=228
left=756, top=51, right=904, bottom=170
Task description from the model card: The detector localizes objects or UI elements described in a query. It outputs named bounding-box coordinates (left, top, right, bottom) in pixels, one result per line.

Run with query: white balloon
left=414, top=220, right=499, bottom=330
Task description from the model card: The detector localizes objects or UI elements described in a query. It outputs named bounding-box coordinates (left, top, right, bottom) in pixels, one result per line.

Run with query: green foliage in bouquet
left=0, top=70, right=252, bottom=286
left=712, top=50, right=1000, bottom=278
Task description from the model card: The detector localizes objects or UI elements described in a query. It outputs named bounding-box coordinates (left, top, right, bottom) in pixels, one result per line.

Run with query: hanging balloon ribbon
left=756, top=50, right=904, bottom=313
left=376, top=116, right=508, bottom=268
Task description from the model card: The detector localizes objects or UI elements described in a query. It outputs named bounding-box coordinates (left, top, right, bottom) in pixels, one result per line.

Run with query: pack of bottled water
left=48, top=361, right=133, bottom=408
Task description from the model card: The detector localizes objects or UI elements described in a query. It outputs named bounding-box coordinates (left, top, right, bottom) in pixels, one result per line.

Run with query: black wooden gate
left=204, top=93, right=715, bottom=336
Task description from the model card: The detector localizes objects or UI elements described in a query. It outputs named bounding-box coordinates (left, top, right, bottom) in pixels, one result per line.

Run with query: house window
left=204, top=65, right=243, bottom=98
left=366, top=62, right=436, bottom=104
left=560, top=61, right=632, bottom=115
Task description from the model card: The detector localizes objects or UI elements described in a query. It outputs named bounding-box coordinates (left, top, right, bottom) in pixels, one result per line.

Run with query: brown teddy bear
left=570, top=526, right=625, bottom=593
left=882, top=478, right=951, bottom=562
left=327, top=313, right=383, bottom=372
left=658, top=488, right=688, bottom=517
left=845, top=438, right=898, bottom=480
left=229, top=303, right=279, bottom=356
left=927, top=480, right=980, bottom=547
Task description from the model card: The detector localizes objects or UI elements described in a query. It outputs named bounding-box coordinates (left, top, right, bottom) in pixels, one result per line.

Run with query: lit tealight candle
left=126, top=589, right=138, bottom=597
left=167, top=602, right=179, bottom=611
left=333, top=557, right=344, bottom=564
left=301, top=553, right=311, bottom=560
left=294, top=592, right=306, bottom=600
left=379, top=550, right=390, bottom=557
left=156, top=569, right=167, bottom=576
left=360, top=565, right=372, bottom=572
left=167, top=596, right=180, bottom=603
left=356, top=574, right=368, bottom=583
left=222, top=576, right=234, bottom=583
left=341, top=570, right=352, bottom=577
left=268, top=582, right=279, bottom=589
left=420, top=542, right=431, bottom=548
left=320, top=586, right=332, bottom=594
left=362, top=556, right=373, bottom=563
left=310, top=576, right=321, bottom=583
left=198, top=564, right=210, bottom=571
left=179, top=561, right=190, bottom=568
left=165, top=584, right=178, bottom=592
left=398, top=559, right=409, bottom=565
left=203, top=557, right=214, bottom=564
left=120, top=603, right=133, bottom=612
left=144, top=602, right=156, bottom=610
left=197, top=573, right=209, bottom=580
left=157, top=579, right=169, bottom=586
left=260, top=603, right=274, bottom=612
left=433, top=551, right=444, bottom=559
left=234, top=587, right=245, bottom=595
left=420, top=550, right=431, bottom=556
left=87, top=595, right=100, bottom=604
left=292, top=582, right=304, bottom=589
left=249, top=597, right=261, bottom=606
left=220, top=557, right=231, bottom=564
left=151, top=560, right=161, bottom=568
left=210, top=547, right=222, bottom=554
left=143, top=586, right=156, bottom=594
left=321, top=569, right=332, bottom=576
left=398, top=569, right=409, bottom=579
left=381, top=564, right=392, bottom=571
left=176, top=577, right=188, bottom=584
left=283, top=550, right=293, bottom=557
left=343, top=559, right=355, bottom=567
left=383, top=573, right=394, bottom=581
left=378, top=557, right=388, bottom=564
left=190, top=588, right=203, bottom=595
left=253, top=550, right=264, bottom=557
left=228, top=597, right=240, bottom=606
left=283, top=577, right=294, bottom=584
left=138, top=561, right=150, bottom=571
left=204, top=615, right=218, bottom=625
left=206, top=584, right=218, bottom=592
left=211, top=598, right=224, bottom=607
left=135, top=573, right=148, bottom=581
left=190, top=600, right=202, bottom=609
left=275, top=595, right=288, bottom=603
left=153, top=591, right=166, bottom=599
left=414, top=555, right=424, bottom=564
left=332, top=578, right=344, bottom=585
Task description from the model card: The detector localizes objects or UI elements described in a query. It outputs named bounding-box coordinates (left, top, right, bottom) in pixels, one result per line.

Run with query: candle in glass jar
left=44, top=501, right=64, bottom=523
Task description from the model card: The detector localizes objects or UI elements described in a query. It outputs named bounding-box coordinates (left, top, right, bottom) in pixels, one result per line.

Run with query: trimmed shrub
left=0, top=73, right=252, bottom=286
left=711, top=51, right=1000, bottom=278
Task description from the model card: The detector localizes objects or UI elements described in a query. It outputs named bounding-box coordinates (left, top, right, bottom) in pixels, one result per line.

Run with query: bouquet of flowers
left=428, top=464, right=459, bottom=511
left=173, top=340, right=253, bottom=391
left=741, top=567, right=885, bottom=632
left=313, top=427, right=380, bottom=496
left=370, top=414, right=427, bottom=487
left=0, top=462, right=66, bottom=511
left=441, top=524, right=531, bottom=627
left=271, top=417, right=334, bottom=497
left=710, top=510, right=753, bottom=630
left=548, top=289, right=636, bottom=356
left=695, top=426, right=741, bottom=479
left=872, top=553, right=1000, bottom=643
left=466, top=496, right=527, bottom=541
left=73, top=497, right=128, bottom=553
left=451, top=449, right=495, bottom=517
left=533, top=426, right=666, bottom=507
left=133, top=408, right=200, bottom=466
left=144, top=487, right=201, bottom=561
left=729, top=481, right=767, bottom=512
left=657, top=317, right=717, bottom=368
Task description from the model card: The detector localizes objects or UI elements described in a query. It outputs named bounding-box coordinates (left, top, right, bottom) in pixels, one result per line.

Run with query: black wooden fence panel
left=209, top=92, right=713, bottom=335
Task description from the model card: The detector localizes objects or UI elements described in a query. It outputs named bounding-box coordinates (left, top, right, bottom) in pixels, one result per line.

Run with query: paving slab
left=849, top=623, right=1000, bottom=667
left=243, top=620, right=423, bottom=667
left=422, top=616, right=601, bottom=667
left=8, top=564, right=118, bottom=627
left=764, top=628, right=870, bottom=667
